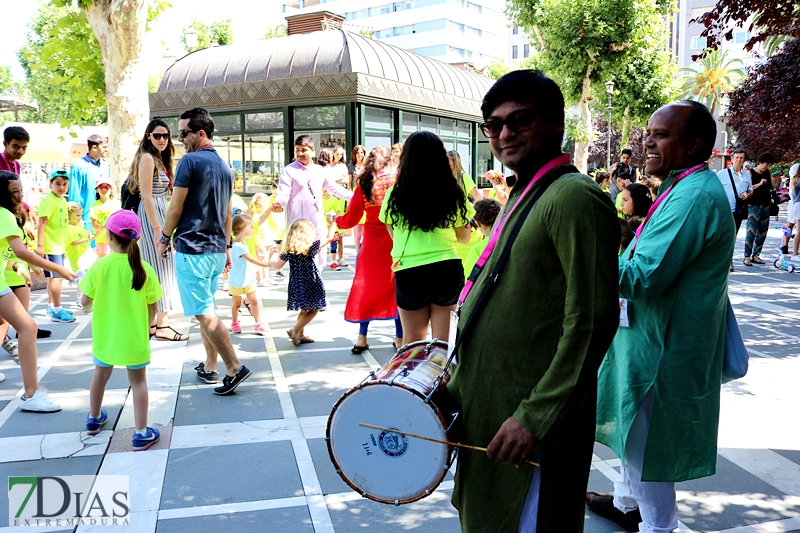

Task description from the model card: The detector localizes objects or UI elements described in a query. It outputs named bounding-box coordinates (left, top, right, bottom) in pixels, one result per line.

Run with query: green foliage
left=148, top=0, right=171, bottom=30
left=148, top=73, right=163, bottom=94
left=0, top=66, right=12, bottom=94
left=181, top=19, right=234, bottom=52
left=483, top=58, right=512, bottom=80
left=261, top=25, right=288, bottom=40
left=18, top=2, right=107, bottom=127
left=679, top=48, right=745, bottom=115
left=358, top=28, right=376, bottom=39
left=565, top=117, right=598, bottom=144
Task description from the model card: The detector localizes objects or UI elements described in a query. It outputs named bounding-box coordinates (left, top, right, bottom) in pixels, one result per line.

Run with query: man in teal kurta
left=589, top=102, right=735, bottom=533
left=447, top=70, right=621, bottom=532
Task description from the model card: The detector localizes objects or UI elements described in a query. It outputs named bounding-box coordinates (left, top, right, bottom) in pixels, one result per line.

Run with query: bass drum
left=326, top=340, right=458, bottom=505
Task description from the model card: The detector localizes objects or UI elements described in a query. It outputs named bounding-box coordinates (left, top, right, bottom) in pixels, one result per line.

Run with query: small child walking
left=322, top=189, right=347, bottom=270
left=90, top=177, right=121, bottom=257
left=36, top=169, right=75, bottom=323
left=79, top=210, right=164, bottom=451
left=229, top=213, right=273, bottom=334
left=67, top=202, right=96, bottom=309
left=268, top=217, right=337, bottom=346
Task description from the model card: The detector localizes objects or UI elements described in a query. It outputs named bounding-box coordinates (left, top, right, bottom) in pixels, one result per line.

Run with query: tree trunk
left=84, top=0, right=149, bottom=191
left=620, top=105, right=631, bottom=153
left=573, top=63, right=594, bottom=174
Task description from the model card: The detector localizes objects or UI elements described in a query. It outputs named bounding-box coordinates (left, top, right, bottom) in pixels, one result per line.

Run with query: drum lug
left=389, top=365, right=408, bottom=386
left=445, top=411, right=460, bottom=434
left=357, top=370, right=377, bottom=390
left=361, top=491, right=367, bottom=498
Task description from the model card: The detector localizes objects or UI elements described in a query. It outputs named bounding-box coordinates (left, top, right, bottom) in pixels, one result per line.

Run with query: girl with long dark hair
left=126, top=119, right=187, bottom=341
left=0, top=171, right=74, bottom=411
left=379, top=131, right=474, bottom=344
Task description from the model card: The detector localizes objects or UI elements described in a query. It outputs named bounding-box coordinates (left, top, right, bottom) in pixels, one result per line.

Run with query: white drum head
left=328, top=383, right=449, bottom=503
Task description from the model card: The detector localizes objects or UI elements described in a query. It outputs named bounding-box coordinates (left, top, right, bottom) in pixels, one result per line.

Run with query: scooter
left=774, top=226, right=797, bottom=272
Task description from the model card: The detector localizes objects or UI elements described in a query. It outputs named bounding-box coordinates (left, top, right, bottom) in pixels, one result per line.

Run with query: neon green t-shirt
left=0, top=210, right=25, bottom=288
left=90, top=198, right=121, bottom=244
left=463, top=235, right=489, bottom=279
left=460, top=172, right=477, bottom=197
left=456, top=227, right=485, bottom=262
left=378, top=185, right=475, bottom=271
left=38, top=192, right=69, bottom=255
left=323, top=196, right=346, bottom=235
left=79, top=253, right=163, bottom=366
left=66, top=224, right=95, bottom=271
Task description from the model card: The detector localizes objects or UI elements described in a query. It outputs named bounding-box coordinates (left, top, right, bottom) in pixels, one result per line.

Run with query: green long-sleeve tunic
left=595, top=166, right=735, bottom=482
left=447, top=166, right=621, bottom=532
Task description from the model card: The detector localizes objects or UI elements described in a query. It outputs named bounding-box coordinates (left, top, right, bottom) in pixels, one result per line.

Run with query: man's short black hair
left=681, top=100, right=717, bottom=161
left=758, top=152, right=776, bottom=164
left=732, top=148, right=747, bottom=158
left=295, top=135, right=314, bottom=150
left=473, top=198, right=501, bottom=227
left=180, top=107, right=215, bottom=138
left=481, top=70, right=565, bottom=127
left=87, top=134, right=107, bottom=149
left=4, top=126, right=29, bottom=144
left=621, top=148, right=633, bottom=157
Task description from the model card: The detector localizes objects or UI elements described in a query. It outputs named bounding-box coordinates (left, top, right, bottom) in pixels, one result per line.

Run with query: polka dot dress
left=281, top=241, right=327, bottom=311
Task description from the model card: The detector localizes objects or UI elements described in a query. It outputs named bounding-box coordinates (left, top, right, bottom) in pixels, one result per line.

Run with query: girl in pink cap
left=79, top=210, right=164, bottom=451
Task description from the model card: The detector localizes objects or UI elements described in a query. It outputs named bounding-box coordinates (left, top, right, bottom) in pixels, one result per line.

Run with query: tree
left=261, top=25, right=287, bottom=40
left=727, top=36, right=800, bottom=161
left=506, top=0, right=676, bottom=173
left=18, top=3, right=108, bottom=126
left=679, top=48, right=745, bottom=116
left=0, top=66, right=12, bottom=94
left=695, top=0, right=800, bottom=54
left=181, top=19, right=234, bottom=52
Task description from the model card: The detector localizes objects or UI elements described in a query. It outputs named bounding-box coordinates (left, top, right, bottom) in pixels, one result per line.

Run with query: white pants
left=613, top=388, right=679, bottom=533
left=517, top=449, right=543, bottom=533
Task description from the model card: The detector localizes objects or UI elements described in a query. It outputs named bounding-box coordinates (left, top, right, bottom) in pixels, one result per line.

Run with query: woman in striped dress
left=125, top=118, right=187, bottom=341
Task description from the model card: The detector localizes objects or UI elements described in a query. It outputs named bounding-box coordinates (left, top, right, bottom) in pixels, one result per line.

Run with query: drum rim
left=326, top=380, right=453, bottom=505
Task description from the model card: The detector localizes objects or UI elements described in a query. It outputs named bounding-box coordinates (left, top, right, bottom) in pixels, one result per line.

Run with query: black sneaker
left=586, top=491, right=642, bottom=532
left=275, top=270, right=285, bottom=278
left=194, top=363, right=219, bottom=384
left=17, top=329, right=52, bottom=339
left=214, top=365, right=251, bottom=395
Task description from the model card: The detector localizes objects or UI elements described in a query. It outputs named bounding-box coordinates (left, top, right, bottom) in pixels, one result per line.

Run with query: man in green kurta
left=447, top=70, right=621, bottom=532
left=588, top=102, right=735, bottom=533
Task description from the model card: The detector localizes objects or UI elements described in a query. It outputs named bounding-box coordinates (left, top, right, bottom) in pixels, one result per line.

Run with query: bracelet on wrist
left=159, top=233, right=171, bottom=245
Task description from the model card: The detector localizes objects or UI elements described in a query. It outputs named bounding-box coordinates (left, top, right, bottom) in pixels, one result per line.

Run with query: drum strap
left=447, top=162, right=579, bottom=368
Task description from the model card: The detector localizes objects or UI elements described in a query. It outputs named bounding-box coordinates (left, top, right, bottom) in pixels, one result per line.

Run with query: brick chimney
left=286, top=11, right=345, bottom=35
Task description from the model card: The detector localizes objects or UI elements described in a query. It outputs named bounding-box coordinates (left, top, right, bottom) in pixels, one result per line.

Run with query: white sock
left=134, top=428, right=147, bottom=436
left=53, top=306, right=62, bottom=313
left=48, top=303, right=54, bottom=310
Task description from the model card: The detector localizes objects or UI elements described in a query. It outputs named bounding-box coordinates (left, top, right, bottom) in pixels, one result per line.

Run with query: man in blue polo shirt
left=158, top=107, right=250, bottom=396
left=68, top=134, right=109, bottom=232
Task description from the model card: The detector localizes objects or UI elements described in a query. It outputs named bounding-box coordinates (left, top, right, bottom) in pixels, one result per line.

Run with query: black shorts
left=395, top=259, right=464, bottom=310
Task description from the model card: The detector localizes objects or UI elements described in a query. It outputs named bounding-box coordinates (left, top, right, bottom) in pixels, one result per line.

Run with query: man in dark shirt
left=742, top=152, right=775, bottom=266
left=159, top=107, right=250, bottom=395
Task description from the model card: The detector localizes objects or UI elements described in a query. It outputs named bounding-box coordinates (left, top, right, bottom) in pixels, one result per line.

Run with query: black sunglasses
left=150, top=133, right=170, bottom=141
left=178, top=129, right=196, bottom=139
left=480, top=110, right=536, bottom=138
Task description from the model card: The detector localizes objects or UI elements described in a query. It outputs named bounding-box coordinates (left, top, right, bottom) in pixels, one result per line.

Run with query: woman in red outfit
left=336, top=146, right=403, bottom=353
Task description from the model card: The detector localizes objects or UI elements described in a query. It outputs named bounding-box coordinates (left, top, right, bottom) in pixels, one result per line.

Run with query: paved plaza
left=0, top=225, right=799, bottom=533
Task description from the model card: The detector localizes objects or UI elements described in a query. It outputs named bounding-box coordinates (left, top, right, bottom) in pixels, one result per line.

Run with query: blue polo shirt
left=173, top=145, right=233, bottom=254
left=68, top=154, right=109, bottom=224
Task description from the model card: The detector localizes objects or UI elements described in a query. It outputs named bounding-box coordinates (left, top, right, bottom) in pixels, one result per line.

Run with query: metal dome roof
left=159, top=29, right=493, bottom=100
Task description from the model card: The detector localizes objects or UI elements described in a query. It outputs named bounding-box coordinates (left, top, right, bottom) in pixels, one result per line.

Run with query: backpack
left=120, top=178, right=141, bottom=213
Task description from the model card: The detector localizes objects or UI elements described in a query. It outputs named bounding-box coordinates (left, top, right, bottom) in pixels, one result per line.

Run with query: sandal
left=751, top=256, right=765, bottom=264
left=299, top=336, right=315, bottom=344
left=351, top=344, right=370, bottom=354
left=743, top=257, right=753, bottom=266
left=155, top=326, right=189, bottom=342
left=149, top=325, right=156, bottom=340
left=287, top=328, right=302, bottom=346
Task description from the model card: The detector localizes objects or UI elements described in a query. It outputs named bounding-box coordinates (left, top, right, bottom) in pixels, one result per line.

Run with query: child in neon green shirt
left=89, top=177, right=121, bottom=257
left=36, top=169, right=74, bottom=322
left=67, top=203, right=95, bottom=272
left=80, top=210, right=163, bottom=450
left=463, top=198, right=502, bottom=278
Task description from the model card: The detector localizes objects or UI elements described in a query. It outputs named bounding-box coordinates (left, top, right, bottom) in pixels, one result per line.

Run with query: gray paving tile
left=676, top=454, right=800, bottom=531
left=593, top=442, right=619, bottom=461
left=156, top=506, right=314, bottom=533
left=772, top=448, right=800, bottom=467
left=327, top=488, right=460, bottom=533
left=160, top=441, right=303, bottom=509
left=0, top=389, right=127, bottom=438
left=279, top=348, right=371, bottom=378
left=172, top=383, right=282, bottom=426
left=0, top=455, right=103, bottom=527
left=291, top=383, right=352, bottom=418
left=308, top=437, right=353, bottom=495
left=38, top=362, right=132, bottom=393
left=0, top=400, right=7, bottom=412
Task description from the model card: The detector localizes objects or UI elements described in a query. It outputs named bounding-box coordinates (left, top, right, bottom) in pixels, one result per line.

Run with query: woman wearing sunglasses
left=124, top=119, right=188, bottom=342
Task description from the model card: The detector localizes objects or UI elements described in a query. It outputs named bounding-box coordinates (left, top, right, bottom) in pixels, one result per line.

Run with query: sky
left=1, top=0, right=286, bottom=83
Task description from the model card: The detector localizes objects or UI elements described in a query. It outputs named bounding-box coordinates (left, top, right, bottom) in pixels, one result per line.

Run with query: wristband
left=160, top=233, right=171, bottom=245
left=226, top=244, right=232, bottom=249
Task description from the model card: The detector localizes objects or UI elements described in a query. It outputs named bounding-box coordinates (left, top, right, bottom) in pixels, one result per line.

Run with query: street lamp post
left=605, top=80, right=614, bottom=170
left=184, top=23, right=199, bottom=51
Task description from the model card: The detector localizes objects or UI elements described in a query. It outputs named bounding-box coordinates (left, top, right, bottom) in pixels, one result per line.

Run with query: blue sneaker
left=51, top=309, right=76, bottom=323
left=132, top=427, right=160, bottom=451
left=86, top=410, right=108, bottom=435
left=46, top=307, right=54, bottom=317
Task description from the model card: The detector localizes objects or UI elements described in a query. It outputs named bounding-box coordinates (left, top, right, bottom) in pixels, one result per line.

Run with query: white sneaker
left=0, top=372, right=5, bottom=383
left=2, top=337, right=18, bottom=356
left=338, top=259, right=349, bottom=267
left=790, top=255, right=800, bottom=262
left=20, top=389, right=62, bottom=412
left=257, top=278, right=273, bottom=287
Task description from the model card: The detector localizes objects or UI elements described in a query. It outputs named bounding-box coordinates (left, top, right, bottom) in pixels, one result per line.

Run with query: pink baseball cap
left=95, top=177, right=112, bottom=188
left=106, top=210, right=141, bottom=239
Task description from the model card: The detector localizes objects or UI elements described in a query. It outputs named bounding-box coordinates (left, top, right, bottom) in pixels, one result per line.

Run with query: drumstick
left=358, top=422, right=540, bottom=467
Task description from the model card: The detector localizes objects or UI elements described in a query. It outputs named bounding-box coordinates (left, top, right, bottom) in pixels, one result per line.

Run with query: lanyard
left=629, top=163, right=704, bottom=257
left=458, top=153, right=571, bottom=305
